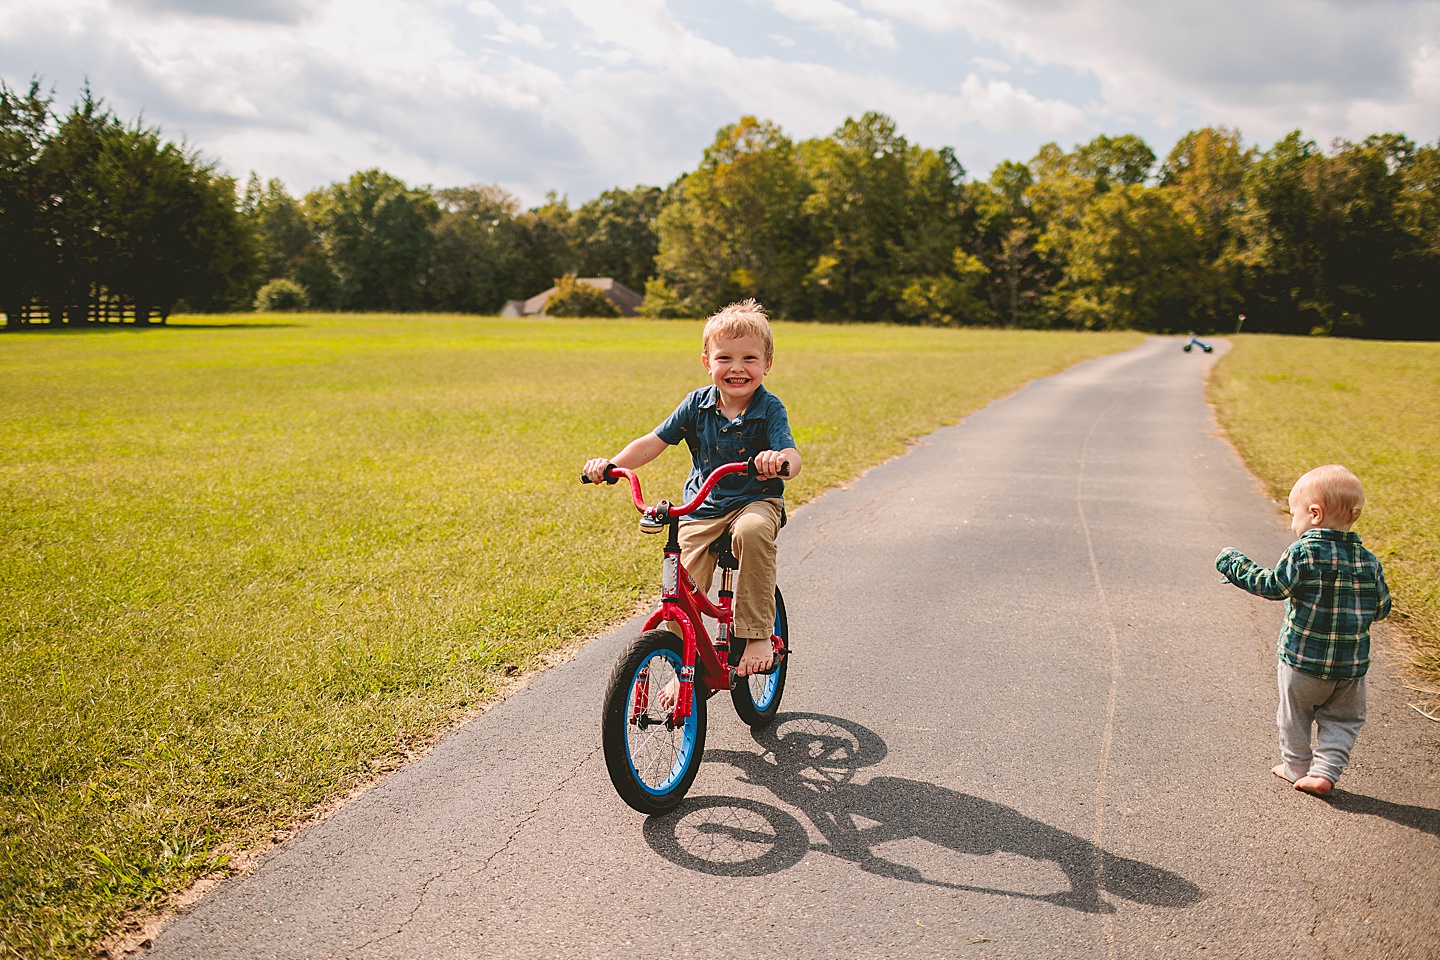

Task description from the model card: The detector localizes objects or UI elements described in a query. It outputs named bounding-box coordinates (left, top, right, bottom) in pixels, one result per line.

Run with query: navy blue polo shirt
left=654, top=384, right=796, bottom=519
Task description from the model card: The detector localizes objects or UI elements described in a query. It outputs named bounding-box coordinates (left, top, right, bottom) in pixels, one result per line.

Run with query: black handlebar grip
left=580, top=463, right=620, bottom=485
left=746, top=457, right=791, bottom=478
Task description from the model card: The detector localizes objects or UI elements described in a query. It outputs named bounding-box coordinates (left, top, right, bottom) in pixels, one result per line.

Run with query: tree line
left=4, top=79, right=1438, bottom=337
left=0, top=81, right=253, bottom=323
left=241, top=173, right=661, bottom=316
left=651, top=115, right=1439, bottom=338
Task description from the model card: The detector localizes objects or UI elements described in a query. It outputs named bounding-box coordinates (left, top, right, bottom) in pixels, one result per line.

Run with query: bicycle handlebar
left=580, top=457, right=790, bottom=518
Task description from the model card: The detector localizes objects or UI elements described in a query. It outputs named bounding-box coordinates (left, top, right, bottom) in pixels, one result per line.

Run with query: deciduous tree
left=1027, top=134, right=1157, bottom=326
left=570, top=184, right=663, bottom=292
left=307, top=170, right=438, bottom=312
left=1064, top=184, right=1205, bottom=330
left=242, top=175, right=331, bottom=307
left=427, top=184, right=531, bottom=313
left=801, top=112, right=974, bottom=322
left=652, top=116, right=812, bottom=317
left=970, top=160, right=1046, bottom=326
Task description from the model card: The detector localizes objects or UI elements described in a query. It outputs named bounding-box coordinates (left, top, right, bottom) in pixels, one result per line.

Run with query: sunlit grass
left=0, top=313, right=1142, bottom=956
left=1210, top=335, right=1440, bottom=693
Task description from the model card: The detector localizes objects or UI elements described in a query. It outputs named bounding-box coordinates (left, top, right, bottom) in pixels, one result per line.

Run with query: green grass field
left=1210, top=335, right=1440, bottom=699
left=0, top=314, right=1142, bottom=957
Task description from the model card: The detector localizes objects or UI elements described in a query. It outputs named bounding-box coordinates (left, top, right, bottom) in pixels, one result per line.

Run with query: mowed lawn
left=1210, top=335, right=1440, bottom=694
left=0, top=314, right=1142, bottom=957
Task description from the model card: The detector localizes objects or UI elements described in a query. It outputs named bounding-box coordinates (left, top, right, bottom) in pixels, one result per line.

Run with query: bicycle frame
left=640, top=532, right=733, bottom=721
left=594, top=461, right=758, bottom=723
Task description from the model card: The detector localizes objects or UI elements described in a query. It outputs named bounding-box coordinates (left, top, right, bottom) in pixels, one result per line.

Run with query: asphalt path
left=146, top=337, right=1440, bottom=959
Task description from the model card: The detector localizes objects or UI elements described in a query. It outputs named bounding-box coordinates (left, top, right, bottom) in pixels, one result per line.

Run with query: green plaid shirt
left=1216, top=529, right=1390, bottom=681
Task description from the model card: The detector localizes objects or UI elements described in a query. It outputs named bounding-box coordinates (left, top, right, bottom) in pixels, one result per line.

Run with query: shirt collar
left=1301, top=528, right=1362, bottom=543
left=697, top=384, right=769, bottom=419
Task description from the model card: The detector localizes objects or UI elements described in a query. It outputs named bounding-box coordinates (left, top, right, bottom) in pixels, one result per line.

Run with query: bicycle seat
left=707, top=531, right=734, bottom=556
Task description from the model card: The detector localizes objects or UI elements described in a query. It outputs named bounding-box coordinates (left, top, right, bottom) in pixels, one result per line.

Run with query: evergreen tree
left=0, top=78, right=50, bottom=323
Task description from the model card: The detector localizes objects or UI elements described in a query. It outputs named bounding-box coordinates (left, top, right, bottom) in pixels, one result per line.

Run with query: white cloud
left=860, top=0, right=1440, bottom=149
left=467, top=0, right=547, bottom=47
left=114, top=0, right=324, bottom=24
left=969, top=56, right=1012, bottom=74
left=769, top=0, right=898, bottom=51
left=956, top=74, right=1087, bottom=135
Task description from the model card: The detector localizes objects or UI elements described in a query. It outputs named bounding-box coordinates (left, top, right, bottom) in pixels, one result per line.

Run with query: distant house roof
left=500, top=277, right=643, bottom=317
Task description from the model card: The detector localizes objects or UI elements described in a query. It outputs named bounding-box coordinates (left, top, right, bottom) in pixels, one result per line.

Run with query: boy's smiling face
left=702, top=333, right=771, bottom=409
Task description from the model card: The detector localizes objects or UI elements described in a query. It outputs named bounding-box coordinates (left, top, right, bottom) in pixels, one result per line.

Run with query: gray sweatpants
left=1277, top=661, right=1366, bottom=785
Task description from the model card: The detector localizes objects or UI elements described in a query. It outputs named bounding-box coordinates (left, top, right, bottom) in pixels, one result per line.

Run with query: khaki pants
left=669, top=498, right=784, bottom=640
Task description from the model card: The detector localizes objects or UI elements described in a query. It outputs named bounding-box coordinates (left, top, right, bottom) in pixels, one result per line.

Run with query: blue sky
left=3, top=0, right=1438, bottom=205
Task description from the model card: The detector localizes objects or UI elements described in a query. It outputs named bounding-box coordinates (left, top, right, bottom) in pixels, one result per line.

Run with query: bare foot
left=1294, top=775, right=1333, bottom=796
left=735, top=637, right=775, bottom=678
left=653, top=676, right=681, bottom=714
left=1271, top=763, right=1304, bottom=784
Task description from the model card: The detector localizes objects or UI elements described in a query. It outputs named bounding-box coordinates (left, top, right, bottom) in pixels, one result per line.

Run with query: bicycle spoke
left=624, top=654, right=693, bottom=791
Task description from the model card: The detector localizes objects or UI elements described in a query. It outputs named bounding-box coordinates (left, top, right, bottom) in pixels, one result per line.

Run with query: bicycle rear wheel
left=731, top=587, right=788, bottom=729
left=601, top=629, right=707, bottom=815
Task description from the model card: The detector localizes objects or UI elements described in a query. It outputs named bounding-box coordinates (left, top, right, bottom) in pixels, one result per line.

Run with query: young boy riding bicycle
left=582, top=299, right=801, bottom=678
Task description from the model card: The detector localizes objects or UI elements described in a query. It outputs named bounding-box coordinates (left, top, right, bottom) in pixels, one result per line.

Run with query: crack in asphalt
left=1310, top=875, right=1329, bottom=956
left=348, top=745, right=602, bottom=957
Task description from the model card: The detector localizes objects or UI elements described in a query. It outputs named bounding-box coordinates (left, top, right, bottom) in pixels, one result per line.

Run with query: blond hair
left=1295, top=464, right=1365, bottom=525
left=702, top=299, right=773, bottom=361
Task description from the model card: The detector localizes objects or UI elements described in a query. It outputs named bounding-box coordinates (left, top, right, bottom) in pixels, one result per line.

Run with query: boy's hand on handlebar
left=582, top=458, right=614, bottom=484
left=750, top=450, right=789, bottom=480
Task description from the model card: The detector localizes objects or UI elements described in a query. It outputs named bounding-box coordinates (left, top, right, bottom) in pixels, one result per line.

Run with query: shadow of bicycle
left=644, top=713, right=1203, bottom=914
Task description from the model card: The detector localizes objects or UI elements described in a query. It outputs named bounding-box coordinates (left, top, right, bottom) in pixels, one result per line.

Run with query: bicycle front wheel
left=601, top=629, right=707, bottom=815
left=731, top=587, right=788, bottom=729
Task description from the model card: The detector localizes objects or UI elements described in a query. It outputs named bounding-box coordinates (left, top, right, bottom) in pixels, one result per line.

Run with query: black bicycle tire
left=731, top=587, right=788, bottom=729
left=601, top=629, right=707, bottom=815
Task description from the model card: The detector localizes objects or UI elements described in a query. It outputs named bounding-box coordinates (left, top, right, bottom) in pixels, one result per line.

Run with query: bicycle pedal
left=756, top=645, right=790, bottom=675
left=734, top=646, right=789, bottom=678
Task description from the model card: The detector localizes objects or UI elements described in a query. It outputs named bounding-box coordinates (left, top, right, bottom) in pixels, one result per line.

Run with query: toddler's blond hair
left=702, top=299, right=773, bottom=361
left=1296, top=464, right=1365, bottom=526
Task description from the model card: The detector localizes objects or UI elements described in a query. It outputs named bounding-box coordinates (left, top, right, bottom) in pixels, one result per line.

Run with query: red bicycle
left=583, top=459, right=790, bottom=815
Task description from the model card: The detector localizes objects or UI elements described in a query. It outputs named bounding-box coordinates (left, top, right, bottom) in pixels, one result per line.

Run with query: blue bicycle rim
left=745, top=606, right=786, bottom=710
left=627, top=648, right=699, bottom=797
left=749, top=670, right=779, bottom=711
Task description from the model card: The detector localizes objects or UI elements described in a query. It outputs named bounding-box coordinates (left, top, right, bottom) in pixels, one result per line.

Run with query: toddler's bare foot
left=653, top=677, right=681, bottom=714
left=1271, top=763, right=1305, bottom=784
left=1294, top=775, right=1333, bottom=796
left=735, top=637, right=775, bottom=677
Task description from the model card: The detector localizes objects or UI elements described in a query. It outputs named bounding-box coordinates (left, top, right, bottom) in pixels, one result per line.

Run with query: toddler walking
left=1216, top=464, right=1391, bottom=795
